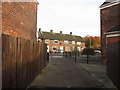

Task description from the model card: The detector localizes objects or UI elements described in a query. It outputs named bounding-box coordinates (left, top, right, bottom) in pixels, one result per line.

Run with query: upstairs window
left=65, top=47, right=70, bottom=51
left=52, top=46, right=58, bottom=50
left=54, top=40, right=59, bottom=44
left=64, top=40, right=68, bottom=44
left=45, top=39, right=50, bottom=43
left=72, top=41, right=75, bottom=44
left=77, top=42, right=81, bottom=45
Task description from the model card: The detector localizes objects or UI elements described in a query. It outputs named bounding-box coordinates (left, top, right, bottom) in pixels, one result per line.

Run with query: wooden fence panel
left=44, top=44, right=47, bottom=67
left=2, top=34, right=9, bottom=88
left=36, top=42, right=39, bottom=74
left=9, top=36, right=17, bottom=88
left=33, top=41, right=37, bottom=78
left=21, top=38, right=27, bottom=88
left=38, top=42, right=41, bottom=73
left=26, top=40, right=30, bottom=87
left=16, top=37, right=24, bottom=88
left=30, top=41, right=34, bottom=83
left=39, top=42, right=42, bottom=72
left=2, top=35, right=17, bottom=88
left=36, top=42, right=38, bottom=74
left=2, top=34, right=48, bottom=89
left=41, top=43, right=44, bottom=69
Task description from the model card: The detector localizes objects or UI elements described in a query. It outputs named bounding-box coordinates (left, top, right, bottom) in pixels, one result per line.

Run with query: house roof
left=38, top=31, right=84, bottom=42
left=73, top=35, right=85, bottom=42
left=100, top=0, right=120, bottom=8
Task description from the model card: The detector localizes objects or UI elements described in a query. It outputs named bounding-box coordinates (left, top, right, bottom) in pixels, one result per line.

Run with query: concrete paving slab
left=80, top=63, right=117, bottom=88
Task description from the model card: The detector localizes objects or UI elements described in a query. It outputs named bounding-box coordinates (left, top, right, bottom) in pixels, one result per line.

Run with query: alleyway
left=29, top=57, right=116, bottom=89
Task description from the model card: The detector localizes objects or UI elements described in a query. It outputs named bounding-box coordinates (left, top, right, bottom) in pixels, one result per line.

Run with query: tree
left=81, top=48, right=94, bottom=55
left=84, top=35, right=94, bottom=48
left=83, top=35, right=100, bottom=49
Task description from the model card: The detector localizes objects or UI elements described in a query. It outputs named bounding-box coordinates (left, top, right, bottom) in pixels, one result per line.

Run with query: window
left=77, top=47, right=81, bottom=51
left=47, top=45, right=49, bottom=52
left=52, top=46, right=58, bottom=50
left=72, top=41, right=75, bottom=44
left=65, top=47, right=70, bottom=51
left=72, top=46, right=75, bottom=50
left=54, top=40, right=59, bottom=44
left=77, top=42, right=81, bottom=45
left=45, top=39, right=50, bottom=43
left=64, top=40, right=68, bottom=44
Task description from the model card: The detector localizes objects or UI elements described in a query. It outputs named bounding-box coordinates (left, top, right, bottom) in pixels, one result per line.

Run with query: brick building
left=1, top=0, right=38, bottom=40
left=38, top=30, right=85, bottom=53
left=100, top=0, right=120, bottom=89
left=100, top=0, right=120, bottom=62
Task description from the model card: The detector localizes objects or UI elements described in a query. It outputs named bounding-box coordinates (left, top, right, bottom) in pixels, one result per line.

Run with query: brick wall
left=44, top=40, right=85, bottom=53
left=107, top=37, right=120, bottom=44
left=1, top=1, right=37, bottom=40
left=100, top=3, right=120, bottom=60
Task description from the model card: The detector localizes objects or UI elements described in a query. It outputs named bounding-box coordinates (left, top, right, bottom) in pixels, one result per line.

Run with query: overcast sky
left=37, top=0, right=105, bottom=37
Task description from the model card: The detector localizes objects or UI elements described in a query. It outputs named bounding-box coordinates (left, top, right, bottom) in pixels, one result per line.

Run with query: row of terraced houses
left=38, top=29, right=85, bottom=53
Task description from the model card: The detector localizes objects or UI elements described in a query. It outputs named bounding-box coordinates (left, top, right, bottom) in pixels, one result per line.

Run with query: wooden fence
left=2, top=34, right=48, bottom=89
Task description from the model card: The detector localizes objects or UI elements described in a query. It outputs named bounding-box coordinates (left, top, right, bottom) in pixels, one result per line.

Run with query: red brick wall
left=44, top=40, right=85, bottom=53
left=2, top=2, right=37, bottom=40
left=100, top=4, right=120, bottom=60
left=107, top=36, right=120, bottom=44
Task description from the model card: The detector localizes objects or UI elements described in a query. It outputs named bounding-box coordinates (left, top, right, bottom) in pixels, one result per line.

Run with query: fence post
left=47, top=52, right=49, bottom=63
left=70, top=52, right=71, bottom=59
left=75, top=52, right=77, bottom=62
left=66, top=52, right=67, bottom=58
left=87, top=54, right=89, bottom=64
left=78, top=52, right=79, bottom=57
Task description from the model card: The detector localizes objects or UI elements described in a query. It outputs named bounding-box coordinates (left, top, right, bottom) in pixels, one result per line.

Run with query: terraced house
left=38, top=29, right=85, bottom=53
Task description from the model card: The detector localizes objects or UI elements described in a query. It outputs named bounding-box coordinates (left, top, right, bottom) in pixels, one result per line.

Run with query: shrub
left=81, top=48, right=94, bottom=55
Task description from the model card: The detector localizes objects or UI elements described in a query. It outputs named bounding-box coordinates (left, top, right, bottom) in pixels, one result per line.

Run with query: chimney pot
left=39, top=28, right=41, bottom=32
left=50, top=30, right=53, bottom=33
left=70, top=32, right=72, bottom=35
left=60, top=31, right=62, bottom=33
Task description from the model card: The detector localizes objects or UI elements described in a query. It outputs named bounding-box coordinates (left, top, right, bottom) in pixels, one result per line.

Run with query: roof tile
left=38, top=31, right=84, bottom=42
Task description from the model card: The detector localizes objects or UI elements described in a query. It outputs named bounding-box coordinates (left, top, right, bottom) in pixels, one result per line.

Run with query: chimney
left=70, top=32, right=72, bottom=35
left=60, top=31, right=62, bottom=34
left=50, top=30, right=53, bottom=33
left=39, top=28, right=41, bottom=32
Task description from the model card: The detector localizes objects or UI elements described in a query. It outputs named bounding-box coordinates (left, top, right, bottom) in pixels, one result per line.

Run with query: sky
left=37, top=0, right=105, bottom=37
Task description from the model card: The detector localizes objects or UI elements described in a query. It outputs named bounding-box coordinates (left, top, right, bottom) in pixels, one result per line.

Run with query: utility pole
left=90, top=37, right=91, bottom=48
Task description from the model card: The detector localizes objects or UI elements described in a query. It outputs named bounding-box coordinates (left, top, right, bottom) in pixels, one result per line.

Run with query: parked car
left=55, top=49, right=63, bottom=53
left=94, top=50, right=101, bottom=54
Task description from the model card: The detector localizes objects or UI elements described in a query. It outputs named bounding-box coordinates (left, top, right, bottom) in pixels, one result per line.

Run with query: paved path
left=80, top=64, right=116, bottom=88
left=29, top=57, right=105, bottom=88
